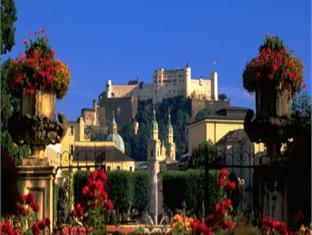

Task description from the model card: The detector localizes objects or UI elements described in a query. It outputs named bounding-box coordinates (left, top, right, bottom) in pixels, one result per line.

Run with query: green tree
left=1, top=0, right=17, bottom=54
left=189, top=141, right=218, bottom=169
left=195, top=107, right=214, bottom=121
left=218, top=93, right=228, bottom=102
left=1, top=3, right=30, bottom=164
left=292, top=90, right=311, bottom=124
left=132, top=171, right=151, bottom=217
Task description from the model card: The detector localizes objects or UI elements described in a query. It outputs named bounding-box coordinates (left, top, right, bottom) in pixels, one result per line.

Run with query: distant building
left=60, top=116, right=134, bottom=171
left=103, top=64, right=218, bottom=104
left=187, top=108, right=265, bottom=155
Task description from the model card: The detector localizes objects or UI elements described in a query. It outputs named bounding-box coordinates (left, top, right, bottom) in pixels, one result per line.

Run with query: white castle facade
left=105, top=64, right=219, bottom=104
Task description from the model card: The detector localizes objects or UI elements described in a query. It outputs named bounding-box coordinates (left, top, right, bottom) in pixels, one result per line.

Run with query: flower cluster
left=217, top=168, right=236, bottom=192
left=60, top=225, right=93, bottom=235
left=16, top=193, right=39, bottom=215
left=258, top=217, right=300, bottom=235
left=8, top=29, right=70, bottom=99
left=190, top=168, right=237, bottom=234
left=1, top=193, right=50, bottom=235
left=32, top=218, right=50, bottom=235
left=170, top=214, right=193, bottom=233
left=243, top=35, right=303, bottom=97
left=0, top=221, right=20, bottom=235
left=72, top=169, right=113, bottom=220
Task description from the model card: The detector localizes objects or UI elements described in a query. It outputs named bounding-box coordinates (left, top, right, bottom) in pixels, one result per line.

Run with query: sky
left=6, top=0, right=311, bottom=120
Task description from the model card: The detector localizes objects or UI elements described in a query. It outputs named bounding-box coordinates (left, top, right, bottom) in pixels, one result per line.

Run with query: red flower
left=225, top=180, right=236, bottom=191
left=31, top=203, right=40, bottom=212
left=217, top=178, right=225, bottom=187
left=222, top=220, right=236, bottom=229
left=221, top=198, right=232, bottom=210
left=32, top=221, right=41, bottom=235
left=20, top=194, right=28, bottom=202
left=78, top=226, right=87, bottom=235
left=73, top=203, right=84, bottom=218
left=107, top=200, right=114, bottom=212
left=26, top=193, right=35, bottom=205
left=82, top=186, right=90, bottom=197
left=71, top=226, right=78, bottom=235
left=219, top=168, right=228, bottom=178
left=62, top=226, right=69, bottom=235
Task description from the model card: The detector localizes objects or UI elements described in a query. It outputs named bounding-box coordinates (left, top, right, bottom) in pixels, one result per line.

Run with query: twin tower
left=147, top=110, right=176, bottom=164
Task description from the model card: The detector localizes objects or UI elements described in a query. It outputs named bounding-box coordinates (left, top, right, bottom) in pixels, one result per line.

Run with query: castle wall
left=100, top=96, right=138, bottom=128
left=110, top=85, right=137, bottom=97
left=189, top=79, right=212, bottom=100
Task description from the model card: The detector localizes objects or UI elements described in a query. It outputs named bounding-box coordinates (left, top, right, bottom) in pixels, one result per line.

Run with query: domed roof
left=106, top=113, right=125, bottom=153
left=106, top=133, right=125, bottom=154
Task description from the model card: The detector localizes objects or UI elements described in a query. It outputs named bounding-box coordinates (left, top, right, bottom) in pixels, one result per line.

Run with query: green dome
left=106, top=133, right=125, bottom=154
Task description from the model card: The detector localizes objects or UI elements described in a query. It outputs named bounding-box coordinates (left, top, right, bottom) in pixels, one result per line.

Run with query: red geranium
left=8, top=29, right=70, bottom=99
left=243, top=35, right=304, bottom=97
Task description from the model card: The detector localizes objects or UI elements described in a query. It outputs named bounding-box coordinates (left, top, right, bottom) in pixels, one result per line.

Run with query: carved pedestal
left=17, top=158, right=56, bottom=231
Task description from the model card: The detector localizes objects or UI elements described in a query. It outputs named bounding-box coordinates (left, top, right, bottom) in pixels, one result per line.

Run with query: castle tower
left=106, top=80, right=112, bottom=98
left=210, top=72, right=218, bottom=101
left=166, top=111, right=176, bottom=162
left=185, top=64, right=191, bottom=97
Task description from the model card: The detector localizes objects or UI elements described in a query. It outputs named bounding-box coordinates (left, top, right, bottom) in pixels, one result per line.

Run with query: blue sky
left=7, top=0, right=311, bottom=120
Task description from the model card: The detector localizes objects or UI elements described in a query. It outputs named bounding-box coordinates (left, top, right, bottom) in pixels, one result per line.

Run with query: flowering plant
left=8, top=29, right=70, bottom=98
left=0, top=193, right=50, bottom=235
left=71, top=169, right=114, bottom=234
left=243, top=35, right=303, bottom=97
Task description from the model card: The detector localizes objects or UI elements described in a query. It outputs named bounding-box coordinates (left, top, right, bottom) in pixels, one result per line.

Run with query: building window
left=130, top=166, right=133, bottom=172
left=70, top=145, right=74, bottom=155
left=117, top=166, right=121, bottom=170
left=107, top=166, right=111, bottom=171
left=69, top=126, right=74, bottom=135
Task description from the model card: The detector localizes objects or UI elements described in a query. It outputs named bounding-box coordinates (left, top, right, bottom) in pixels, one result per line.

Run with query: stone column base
left=18, top=157, right=56, bottom=231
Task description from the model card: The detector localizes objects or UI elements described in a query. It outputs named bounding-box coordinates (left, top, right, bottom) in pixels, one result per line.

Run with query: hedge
left=163, top=169, right=218, bottom=216
left=132, top=171, right=151, bottom=213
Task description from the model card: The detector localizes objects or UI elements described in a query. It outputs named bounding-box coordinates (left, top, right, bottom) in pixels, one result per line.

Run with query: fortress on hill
left=81, top=64, right=224, bottom=135
left=102, top=64, right=219, bottom=104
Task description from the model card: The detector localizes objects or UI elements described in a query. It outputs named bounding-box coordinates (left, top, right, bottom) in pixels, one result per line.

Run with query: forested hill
left=120, top=96, right=192, bottom=161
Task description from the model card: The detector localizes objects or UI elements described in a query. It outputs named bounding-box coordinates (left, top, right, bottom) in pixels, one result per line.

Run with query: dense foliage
left=188, top=141, right=218, bottom=169
left=132, top=171, right=151, bottom=215
left=163, top=169, right=218, bottom=216
left=121, top=96, right=192, bottom=161
left=243, top=35, right=303, bottom=97
left=0, top=0, right=17, bottom=54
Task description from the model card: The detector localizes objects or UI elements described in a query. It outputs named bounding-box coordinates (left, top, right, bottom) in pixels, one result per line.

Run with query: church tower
left=147, top=109, right=163, bottom=162
left=166, top=111, right=176, bottom=162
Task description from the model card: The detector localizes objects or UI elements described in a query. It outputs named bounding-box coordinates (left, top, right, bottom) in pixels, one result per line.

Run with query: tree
left=218, top=93, right=228, bottom=102
left=195, top=108, right=214, bottom=121
left=292, top=90, right=311, bottom=124
left=189, top=141, right=218, bottom=169
left=1, top=0, right=30, bottom=164
left=1, top=0, right=17, bottom=54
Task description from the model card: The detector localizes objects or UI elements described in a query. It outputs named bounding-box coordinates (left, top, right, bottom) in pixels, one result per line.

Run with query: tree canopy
left=1, top=0, right=17, bottom=54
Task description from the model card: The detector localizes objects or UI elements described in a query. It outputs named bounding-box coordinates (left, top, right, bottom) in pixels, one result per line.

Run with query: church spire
left=112, top=111, right=117, bottom=134
left=167, top=109, right=173, bottom=143
left=151, top=108, right=159, bottom=140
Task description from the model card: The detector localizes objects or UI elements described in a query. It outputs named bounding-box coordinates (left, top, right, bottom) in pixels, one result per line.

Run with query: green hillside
left=120, top=96, right=192, bottom=161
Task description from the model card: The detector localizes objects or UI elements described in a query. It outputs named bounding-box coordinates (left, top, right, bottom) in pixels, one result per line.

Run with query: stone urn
left=21, top=90, right=56, bottom=121
left=255, top=85, right=291, bottom=119
left=9, top=89, right=67, bottom=159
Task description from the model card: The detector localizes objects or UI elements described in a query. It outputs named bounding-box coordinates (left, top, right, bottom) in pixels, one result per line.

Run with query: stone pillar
left=18, top=158, right=56, bottom=231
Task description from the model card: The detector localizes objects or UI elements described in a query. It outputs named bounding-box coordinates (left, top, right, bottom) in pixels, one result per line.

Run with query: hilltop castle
left=101, top=64, right=218, bottom=104
left=80, top=64, right=223, bottom=138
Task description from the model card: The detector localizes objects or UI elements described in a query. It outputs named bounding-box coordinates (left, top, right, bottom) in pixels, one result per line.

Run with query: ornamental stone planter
left=21, top=90, right=56, bottom=121
left=255, top=87, right=291, bottom=119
